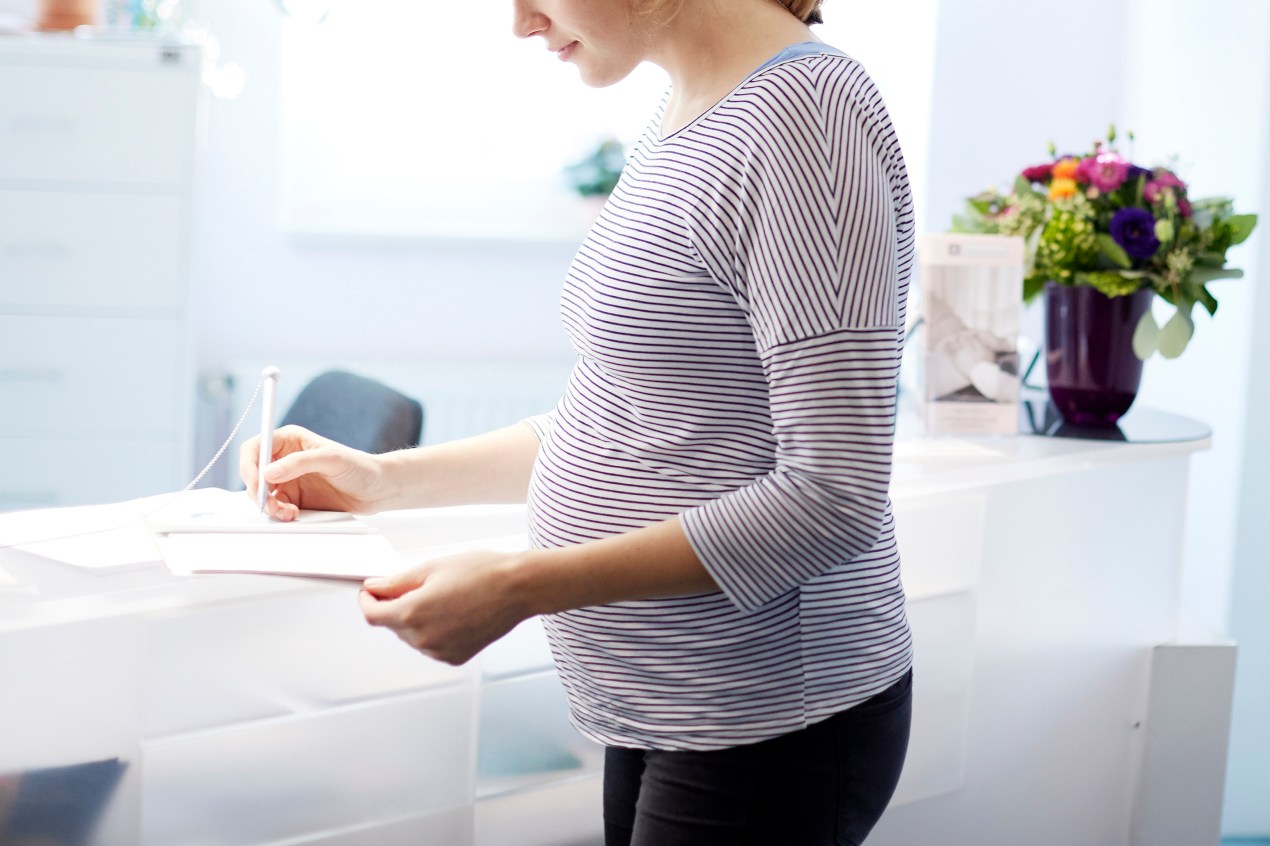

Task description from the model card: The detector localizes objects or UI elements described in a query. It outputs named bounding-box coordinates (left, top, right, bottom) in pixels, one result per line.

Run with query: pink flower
left=1145, top=169, right=1187, bottom=204
left=1179, top=198, right=1193, bottom=218
left=1021, top=163, right=1053, bottom=183
left=1076, top=151, right=1131, bottom=192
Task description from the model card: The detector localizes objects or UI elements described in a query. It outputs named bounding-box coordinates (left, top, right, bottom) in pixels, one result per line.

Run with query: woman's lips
left=557, top=41, right=578, bottom=61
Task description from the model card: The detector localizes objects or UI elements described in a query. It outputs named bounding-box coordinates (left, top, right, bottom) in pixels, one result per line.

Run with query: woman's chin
left=576, top=63, right=635, bottom=89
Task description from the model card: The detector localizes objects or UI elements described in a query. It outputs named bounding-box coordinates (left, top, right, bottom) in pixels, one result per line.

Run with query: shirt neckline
left=653, top=41, right=845, bottom=144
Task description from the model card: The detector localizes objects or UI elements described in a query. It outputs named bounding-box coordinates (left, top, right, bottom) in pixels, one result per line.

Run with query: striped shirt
left=523, top=45, right=915, bottom=751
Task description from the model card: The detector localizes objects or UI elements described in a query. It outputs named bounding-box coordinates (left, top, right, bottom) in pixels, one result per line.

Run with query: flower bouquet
left=952, top=127, right=1257, bottom=360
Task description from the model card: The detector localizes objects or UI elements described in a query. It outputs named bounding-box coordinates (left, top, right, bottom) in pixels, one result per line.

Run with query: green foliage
left=563, top=138, right=627, bottom=198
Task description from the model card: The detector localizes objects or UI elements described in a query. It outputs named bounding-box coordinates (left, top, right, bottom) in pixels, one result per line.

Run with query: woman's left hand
left=359, top=549, right=530, bottom=666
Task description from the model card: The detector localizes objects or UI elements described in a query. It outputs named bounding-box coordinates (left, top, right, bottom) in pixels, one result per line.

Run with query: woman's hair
left=780, top=0, right=824, bottom=24
left=641, top=0, right=824, bottom=26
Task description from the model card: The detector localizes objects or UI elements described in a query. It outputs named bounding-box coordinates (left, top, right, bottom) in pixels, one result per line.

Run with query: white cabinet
left=0, top=37, right=201, bottom=509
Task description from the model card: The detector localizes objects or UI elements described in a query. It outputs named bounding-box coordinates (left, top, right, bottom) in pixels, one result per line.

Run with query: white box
left=917, top=234, right=1024, bottom=435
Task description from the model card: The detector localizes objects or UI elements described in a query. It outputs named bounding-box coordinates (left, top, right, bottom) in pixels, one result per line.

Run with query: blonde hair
left=641, top=0, right=824, bottom=25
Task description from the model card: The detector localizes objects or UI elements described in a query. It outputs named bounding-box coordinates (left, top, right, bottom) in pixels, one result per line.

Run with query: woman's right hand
left=239, top=425, right=393, bottom=521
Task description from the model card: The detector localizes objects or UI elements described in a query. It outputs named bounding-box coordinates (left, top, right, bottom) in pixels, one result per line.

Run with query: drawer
left=143, top=588, right=473, bottom=739
left=276, top=807, right=473, bottom=846
left=0, top=315, right=186, bottom=439
left=0, top=60, right=197, bottom=188
left=0, top=189, right=185, bottom=312
left=0, top=616, right=145, bottom=845
left=893, top=491, right=985, bottom=600
left=141, top=688, right=478, bottom=846
left=0, top=616, right=143, bottom=771
left=892, top=592, right=976, bottom=807
left=0, top=437, right=179, bottom=509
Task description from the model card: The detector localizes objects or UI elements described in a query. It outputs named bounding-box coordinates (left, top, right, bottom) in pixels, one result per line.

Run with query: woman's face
left=512, top=0, right=653, bottom=87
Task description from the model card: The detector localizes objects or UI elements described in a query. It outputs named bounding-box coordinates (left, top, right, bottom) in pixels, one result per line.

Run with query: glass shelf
left=1019, top=394, right=1211, bottom=444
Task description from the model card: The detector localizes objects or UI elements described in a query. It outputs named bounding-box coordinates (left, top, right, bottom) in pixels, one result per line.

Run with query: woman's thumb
left=363, top=564, right=427, bottom=599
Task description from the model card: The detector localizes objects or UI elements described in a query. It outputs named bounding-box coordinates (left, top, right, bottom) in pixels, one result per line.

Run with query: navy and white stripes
left=524, top=49, right=915, bottom=750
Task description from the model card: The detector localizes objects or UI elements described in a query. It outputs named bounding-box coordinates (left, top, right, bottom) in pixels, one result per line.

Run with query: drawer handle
left=7, top=117, right=75, bottom=135
left=0, top=369, right=64, bottom=383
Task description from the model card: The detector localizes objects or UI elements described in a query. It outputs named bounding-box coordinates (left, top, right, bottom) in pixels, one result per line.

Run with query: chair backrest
left=280, top=370, right=424, bottom=454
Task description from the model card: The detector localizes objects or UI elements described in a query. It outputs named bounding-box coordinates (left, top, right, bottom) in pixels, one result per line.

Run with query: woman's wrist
left=370, top=447, right=426, bottom=511
left=504, top=547, right=569, bottom=618
left=502, top=518, right=718, bottom=619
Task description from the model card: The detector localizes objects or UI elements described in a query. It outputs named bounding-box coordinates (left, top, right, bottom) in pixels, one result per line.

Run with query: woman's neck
left=648, top=0, right=816, bottom=133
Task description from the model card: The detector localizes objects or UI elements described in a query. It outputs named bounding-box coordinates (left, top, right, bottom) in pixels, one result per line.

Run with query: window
left=280, top=1, right=937, bottom=241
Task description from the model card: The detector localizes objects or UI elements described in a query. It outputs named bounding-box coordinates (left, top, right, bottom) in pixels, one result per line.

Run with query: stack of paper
left=2, top=488, right=531, bottom=582
left=146, top=489, right=405, bottom=581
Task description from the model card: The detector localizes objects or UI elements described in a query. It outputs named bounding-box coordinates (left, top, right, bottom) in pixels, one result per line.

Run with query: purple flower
left=1110, top=207, right=1160, bottom=261
left=1077, top=151, right=1131, bottom=192
left=1128, top=165, right=1152, bottom=183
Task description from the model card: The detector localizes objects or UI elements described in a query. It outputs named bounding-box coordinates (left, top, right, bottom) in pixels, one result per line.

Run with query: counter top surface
left=0, top=406, right=1211, bottom=630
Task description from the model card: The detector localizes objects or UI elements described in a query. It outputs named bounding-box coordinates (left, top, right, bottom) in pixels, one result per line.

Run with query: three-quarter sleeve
left=679, top=84, right=907, bottom=612
left=520, top=408, right=558, bottom=443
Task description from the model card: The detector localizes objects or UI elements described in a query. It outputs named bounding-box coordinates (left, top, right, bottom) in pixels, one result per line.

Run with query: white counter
left=0, top=410, right=1229, bottom=846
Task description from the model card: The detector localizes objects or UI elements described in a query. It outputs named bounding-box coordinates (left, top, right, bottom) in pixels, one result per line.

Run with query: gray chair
left=280, top=370, right=423, bottom=454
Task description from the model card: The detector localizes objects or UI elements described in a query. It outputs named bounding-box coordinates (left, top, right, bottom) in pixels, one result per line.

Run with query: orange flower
left=1052, top=157, right=1081, bottom=180
left=1049, top=177, right=1078, bottom=200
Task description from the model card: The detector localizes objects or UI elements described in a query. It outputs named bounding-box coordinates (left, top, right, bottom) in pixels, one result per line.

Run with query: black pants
left=603, top=670, right=912, bottom=846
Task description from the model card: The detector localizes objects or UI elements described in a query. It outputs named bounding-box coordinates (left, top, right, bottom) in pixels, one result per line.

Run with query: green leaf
left=1023, top=274, right=1047, bottom=302
left=1189, top=267, right=1244, bottom=284
left=950, top=213, right=983, bottom=234
left=1196, top=284, right=1218, bottom=317
left=1015, top=175, right=1035, bottom=195
left=1158, top=307, right=1195, bottom=359
left=1096, top=234, right=1132, bottom=269
left=1132, top=309, right=1159, bottom=361
left=1227, top=214, right=1258, bottom=246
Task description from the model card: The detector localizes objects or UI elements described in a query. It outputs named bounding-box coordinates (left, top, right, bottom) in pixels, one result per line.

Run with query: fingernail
left=364, top=578, right=383, bottom=587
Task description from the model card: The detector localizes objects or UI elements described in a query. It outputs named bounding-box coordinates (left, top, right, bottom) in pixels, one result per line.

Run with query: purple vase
left=1044, top=282, right=1154, bottom=428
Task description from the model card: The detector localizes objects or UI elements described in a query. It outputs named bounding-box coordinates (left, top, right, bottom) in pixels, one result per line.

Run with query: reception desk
left=0, top=408, right=1231, bottom=846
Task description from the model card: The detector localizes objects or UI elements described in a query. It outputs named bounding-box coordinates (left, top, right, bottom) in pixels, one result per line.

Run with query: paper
left=0, top=485, right=530, bottom=581
left=155, top=532, right=407, bottom=580
left=147, top=490, right=373, bottom=535
left=0, top=563, right=18, bottom=587
left=0, top=487, right=367, bottom=571
left=0, top=493, right=172, bottom=570
left=156, top=531, right=531, bottom=581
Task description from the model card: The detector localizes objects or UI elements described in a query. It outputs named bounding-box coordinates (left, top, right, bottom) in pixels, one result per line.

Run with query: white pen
left=257, top=366, right=281, bottom=513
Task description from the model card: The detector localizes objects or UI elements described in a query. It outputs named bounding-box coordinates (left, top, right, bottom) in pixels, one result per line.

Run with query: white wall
left=189, top=0, right=578, bottom=373
left=1224, top=7, right=1270, bottom=833
left=1112, top=3, right=1270, bottom=831
left=1121, top=0, right=1268, bottom=645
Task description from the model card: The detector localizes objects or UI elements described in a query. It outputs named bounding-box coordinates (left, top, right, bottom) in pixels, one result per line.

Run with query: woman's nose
left=512, top=0, right=548, bottom=39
